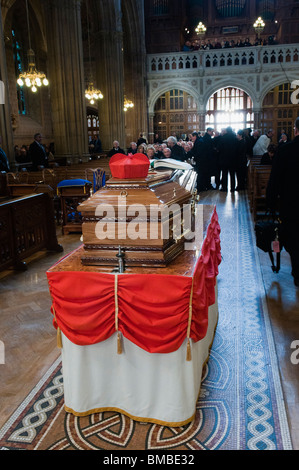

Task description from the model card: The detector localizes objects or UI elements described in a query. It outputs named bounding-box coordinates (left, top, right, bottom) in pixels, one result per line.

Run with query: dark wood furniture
left=58, top=183, right=92, bottom=235
left=0, top=193, right=63, bottom=272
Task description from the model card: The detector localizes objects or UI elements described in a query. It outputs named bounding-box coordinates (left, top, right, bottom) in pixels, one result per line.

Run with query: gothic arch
left=259, top=73, right=299, bottom=105
left=3, top=0, right=47, bottom=53
left=202, top=79, right=257, bottom=111
left=148, top=82, right=201, bottom=114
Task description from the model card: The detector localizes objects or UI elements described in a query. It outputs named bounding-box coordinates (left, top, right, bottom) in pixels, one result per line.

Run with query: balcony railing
left=147, top=44, right=299, bottom=74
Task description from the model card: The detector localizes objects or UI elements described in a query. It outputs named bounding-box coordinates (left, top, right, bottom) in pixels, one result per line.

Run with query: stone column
left=198, top=112, right=206, bottom=134
left=122, top=0, right=148, bottom=148
left=253, top=108, right=262, bottom=130
left=0, top=5, right=14, bottom=164
left=93, top=0, right=125, bottom=151
left=42, top=0, right=88, bottom=161
left=148, top=113, right=155, bottom=144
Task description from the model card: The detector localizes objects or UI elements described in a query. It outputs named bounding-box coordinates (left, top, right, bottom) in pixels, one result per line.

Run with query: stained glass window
left=12, top=29, right=26, bottom=115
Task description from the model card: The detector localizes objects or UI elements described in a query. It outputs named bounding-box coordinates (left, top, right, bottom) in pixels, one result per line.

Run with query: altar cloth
left=47, top=205, right=221, bottom=425
left=61, top=291, right=218, bottom=426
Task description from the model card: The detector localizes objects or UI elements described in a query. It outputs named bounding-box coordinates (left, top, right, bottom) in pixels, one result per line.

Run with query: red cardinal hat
left=109, top=153, right=150, bottom=179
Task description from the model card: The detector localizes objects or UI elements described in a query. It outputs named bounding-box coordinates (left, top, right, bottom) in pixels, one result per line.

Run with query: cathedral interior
left=0, top=0, right=299, bottom=451
left=0, top=0, right=299, bottom=161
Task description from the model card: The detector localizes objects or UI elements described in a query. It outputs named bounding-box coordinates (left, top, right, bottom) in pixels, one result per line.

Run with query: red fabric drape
left=47, top=207, right=221, bottom=354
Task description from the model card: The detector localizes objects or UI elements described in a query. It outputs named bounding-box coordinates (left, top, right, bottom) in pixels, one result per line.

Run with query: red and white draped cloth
left=47, top=207, right=221, bottom=357
left=46, top=207, right=221, bottom=424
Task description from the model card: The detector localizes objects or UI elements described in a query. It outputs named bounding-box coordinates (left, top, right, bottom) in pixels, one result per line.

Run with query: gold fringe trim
left=57, top=327, right=63, bottom=349
left=52, top=306, right=63, bottom=349
left=114, top=274, right=122, bottom=355
left=63, top=310, right=220, bottom=429
left=186, top=278, right=195, bottom=361
left=117, top=332, right=122, bottom=355
left=186, top=338, right=192, bottom=361
left=64, top=405, right=196, bottom=428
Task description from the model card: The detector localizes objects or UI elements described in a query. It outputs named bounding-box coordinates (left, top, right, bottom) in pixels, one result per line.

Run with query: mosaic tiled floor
left=0, top=193, right=292, bottom=450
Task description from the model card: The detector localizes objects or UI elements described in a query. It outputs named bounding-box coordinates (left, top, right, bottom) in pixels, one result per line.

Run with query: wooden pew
left=0, top=193, right=63, bottom=272
left=247, top=156, right=268, bottom=211
left=251, top=165, right=272, bottom=220
left=4, top=161, right=108, bottom=232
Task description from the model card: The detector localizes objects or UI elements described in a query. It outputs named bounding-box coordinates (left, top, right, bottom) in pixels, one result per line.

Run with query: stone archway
left=152, top=88, right=201, bottom=141
left=205, top=86, right=254, bottom=133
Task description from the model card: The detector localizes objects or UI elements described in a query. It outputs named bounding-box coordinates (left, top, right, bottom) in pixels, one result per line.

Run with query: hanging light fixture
left=195, top=21, right=207, bottom=37
left=84, top=0, right=103, bottom=105
left=253, top=17, right=265, bottom=38
left=16, top=0, right=49, bottom=93
left=124, top=96, right=134, bottom=112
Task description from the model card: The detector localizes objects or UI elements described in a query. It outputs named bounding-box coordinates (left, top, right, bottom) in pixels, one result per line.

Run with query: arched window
left=154, top=90, right=199, bottom=139
left=207, top=87, right=253, bottom=132
left=262, top=83, right=299, bottom=141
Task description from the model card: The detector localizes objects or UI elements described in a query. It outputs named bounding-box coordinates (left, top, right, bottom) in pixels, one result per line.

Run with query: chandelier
left=84, top=0, right=103, bottom=105
left=195, top=21, right=207, bottom=37
left=253, top=17, right=265, bottom=37
left=124, top=96, right=134, bottom=112
left=85, top=83, right=103, bottom=105
left=16, top=0, right=49, bottom=92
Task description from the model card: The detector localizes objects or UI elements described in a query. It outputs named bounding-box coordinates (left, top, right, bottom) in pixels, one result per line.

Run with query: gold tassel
left=117, top=332, right=122, bottom=355
left=57, top=327, right=63, bottom=349
left=186, top=338, right=192, bottom=362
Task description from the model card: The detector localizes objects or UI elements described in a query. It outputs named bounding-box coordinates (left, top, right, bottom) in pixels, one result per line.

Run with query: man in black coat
left=218, top=127, right=238, bottom=192
left=29, top=133, right=49, bottom=171
left=235, top=130, right=247, bottom=190
left=166, top=136, right=186, bottom=162
left=187, top=132, right=206, bottom=192
left=201, top=128, right=216, bottom=190
left=266, top=116, right=299, bottom=287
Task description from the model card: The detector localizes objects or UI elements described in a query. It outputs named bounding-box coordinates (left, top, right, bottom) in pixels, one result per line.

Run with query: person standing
left=253, top=129, right=274, bottom=156
left=0, top=136, right=10, bottom=172
left=218, top=127, right=238, bottom=192
left=201, top=127, right=215, bottom=190
left=137, top=133, right=147, bottom=147
left=266, top=117, right=299, bottom=287
left=212, top=131, right=222, bottom=189
left=94, top=135, right=102, bottom=153
left=154, top=133, right=163, bottom=144
left=235, top=130, right=247, bottom=190
left=166, top=136, right=185, bottom=162
left=186, top=132, right=206, bottom=192
left=29, top=133, right=49, bottom=171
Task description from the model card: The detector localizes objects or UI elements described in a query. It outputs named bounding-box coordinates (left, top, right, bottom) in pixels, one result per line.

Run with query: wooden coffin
left=79, top=168, right=197, bottom=268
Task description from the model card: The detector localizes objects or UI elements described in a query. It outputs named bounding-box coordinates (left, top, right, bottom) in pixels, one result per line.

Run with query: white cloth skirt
left=61, top=287, right=218, bottom=427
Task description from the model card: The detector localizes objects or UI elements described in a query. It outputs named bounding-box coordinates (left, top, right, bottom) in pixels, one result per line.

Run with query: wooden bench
left=0, top=193, right=63, bottom=272
left=4, top=162, right=108, bottom=232
left=250, top=165, right=272, bottom=220
left=247, top=157, right=268, bottom=211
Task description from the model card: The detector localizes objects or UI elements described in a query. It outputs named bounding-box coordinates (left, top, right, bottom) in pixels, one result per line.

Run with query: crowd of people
left=106, top=122, right=299, bottom=287
left=108, top=127, right=282, bottom=193
left=182, top=35, right=278, bottom=51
